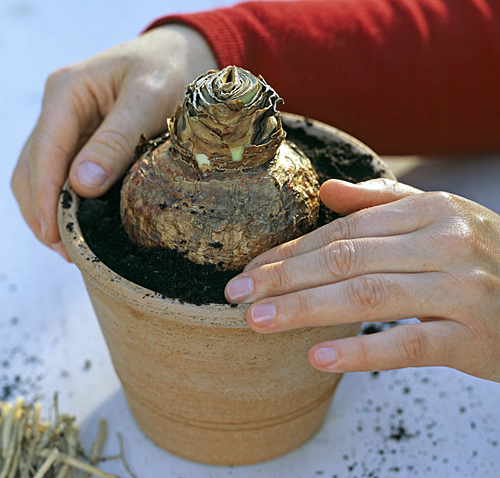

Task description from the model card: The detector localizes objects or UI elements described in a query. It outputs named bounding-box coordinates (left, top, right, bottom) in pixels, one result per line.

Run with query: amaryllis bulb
left=120, top=66, right=320, bottom=271
left=170, top=66, right=285, bottom=172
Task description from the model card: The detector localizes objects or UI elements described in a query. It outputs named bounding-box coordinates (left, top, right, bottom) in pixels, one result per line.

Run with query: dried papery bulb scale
left=120, top=66, right=320, bottom=270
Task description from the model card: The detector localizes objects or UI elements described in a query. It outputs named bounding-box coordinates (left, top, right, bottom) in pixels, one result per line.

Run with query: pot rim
left=58, top=184, right=251, bottom=327
left=58, top=113, right=392, bottom=328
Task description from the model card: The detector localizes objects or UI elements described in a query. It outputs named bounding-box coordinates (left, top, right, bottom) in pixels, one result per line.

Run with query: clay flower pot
left=58, top=113, right=394, bottom=465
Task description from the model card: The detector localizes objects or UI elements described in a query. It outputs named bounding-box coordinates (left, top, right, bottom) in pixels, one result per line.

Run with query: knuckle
left=45, top=66, right=75, bottom=92
left=323, top=216, right=354, bottom=243
left=275, top=237, right=300, bottom=260
left=450, top=268, right=486, bottom=294
left=353, top=337, right=374, bottom=370
left=367, top=177, right=397, bottom=192
left=293, top=291, right=314, bottom=324
left=10, top=168, right=22, bottom=195
left=93, top=129, right=134, bottom=159
left=473, top=270, right=500, bottom=299
left=427, top=190, right=454, bottom=206
left=347, top=275, right=388, bottom=314
left=425, top=191, right=462, bottom=215
left=422, top=195, right=477, bottom=255
left=383, top=179, right=400, bottom=199
left=334, top=216, right=354, bottom=240
left=428, top=220, right=475, bottom=260
left=395, top=326, right=429, bottom=365
left=322, top=239, right=358, bottom=280
left=264, top=262, right=291, bottom=294
left=318, top=223, right=335, bottom=246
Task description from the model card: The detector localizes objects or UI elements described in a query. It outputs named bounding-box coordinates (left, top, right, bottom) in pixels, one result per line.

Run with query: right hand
left=11, top=24, right=217, bottom=260
left=226, top=179, right=500, bottom=383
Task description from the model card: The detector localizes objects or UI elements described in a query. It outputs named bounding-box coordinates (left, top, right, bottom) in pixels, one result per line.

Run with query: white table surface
left=1, top=1, right=500, bottom=477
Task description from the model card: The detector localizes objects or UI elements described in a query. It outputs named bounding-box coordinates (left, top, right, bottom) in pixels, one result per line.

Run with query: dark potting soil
left=78, top=119, right=390, bottom=305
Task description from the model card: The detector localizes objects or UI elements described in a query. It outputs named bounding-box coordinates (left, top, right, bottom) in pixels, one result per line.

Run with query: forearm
left=148, top=0, right=500, bottom=155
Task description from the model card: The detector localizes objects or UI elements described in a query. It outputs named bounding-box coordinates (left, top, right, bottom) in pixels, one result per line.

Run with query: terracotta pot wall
left=85, top=276, right=357, bottom=464
left=59, top=113, right=393, bottom=465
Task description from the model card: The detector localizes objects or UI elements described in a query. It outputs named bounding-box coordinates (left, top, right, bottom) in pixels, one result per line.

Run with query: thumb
left=320, top=178, right=423, bottom=216
left=69, top=88, right=168, bottom=198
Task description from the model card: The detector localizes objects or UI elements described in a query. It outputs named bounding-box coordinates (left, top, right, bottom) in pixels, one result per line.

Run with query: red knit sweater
left=148, top=0, right=500, bottom=155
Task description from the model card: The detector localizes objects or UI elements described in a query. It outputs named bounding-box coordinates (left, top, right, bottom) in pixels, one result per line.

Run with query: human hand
left=11, top=24, right=217, bottom=260
left=225, top=178, right=500, bottom=382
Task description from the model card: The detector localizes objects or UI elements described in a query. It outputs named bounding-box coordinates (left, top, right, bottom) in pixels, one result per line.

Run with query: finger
left=13, top=116, right=79, bottom=246
left=320, top=178, right=423, bottom=216
left=52, top=241, right=72, bottom=262
left=308, top=320, right=468, bottom=373
left=11, top=137, right=41, bottom=239
left=243, top=190, right=436, bottom=272
left=226, top=233, right=439, bottom=303
left=245, top=272, right=451, bottom=333
left=29, top=130, right=75, bottom=244
left=68, top=80, right=168, bottom=199
left=22, top=64, right=108, bottom=244
left=11, top=149, right=72, bottom=262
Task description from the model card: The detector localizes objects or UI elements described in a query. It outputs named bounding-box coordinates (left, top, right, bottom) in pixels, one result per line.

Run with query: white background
left=1, top=1, right=500, bottom=477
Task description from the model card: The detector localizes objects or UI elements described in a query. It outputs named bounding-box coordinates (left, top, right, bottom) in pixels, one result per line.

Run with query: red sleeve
left=147, top=0, right=500, bottom=156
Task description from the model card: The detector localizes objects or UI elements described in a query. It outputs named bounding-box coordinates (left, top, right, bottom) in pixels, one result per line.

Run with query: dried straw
left=0, top=396, right=129, bottom=478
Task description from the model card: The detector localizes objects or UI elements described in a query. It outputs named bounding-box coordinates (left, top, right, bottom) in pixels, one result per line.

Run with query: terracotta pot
left=58, top=113, right=394, bottom=465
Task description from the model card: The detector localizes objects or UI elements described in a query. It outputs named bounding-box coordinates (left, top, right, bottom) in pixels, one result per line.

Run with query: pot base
left=126, top=379, right=339, bottom=465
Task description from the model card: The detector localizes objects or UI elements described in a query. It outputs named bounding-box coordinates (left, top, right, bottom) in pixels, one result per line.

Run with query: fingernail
left=76, top=161, right=107, bottom=189
left=314, top=347, right=338, bottom=366
left=244, top=262, right=263, bottom=272
left=250, top=302, right=276, bottom=328
left=357, top=179, right=383, bottom=190
left=226, top=276, right=253, bottom=302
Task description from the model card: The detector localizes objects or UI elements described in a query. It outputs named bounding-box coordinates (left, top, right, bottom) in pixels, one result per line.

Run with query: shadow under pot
left=58, top=112, right=395, bottom=465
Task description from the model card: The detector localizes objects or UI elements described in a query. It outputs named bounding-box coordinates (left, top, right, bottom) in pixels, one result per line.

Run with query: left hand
left=11, top=25, right=216, bottom=260
left=225, top=178, right=500, bottom=382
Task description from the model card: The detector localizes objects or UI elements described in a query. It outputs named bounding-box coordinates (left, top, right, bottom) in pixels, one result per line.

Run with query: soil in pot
left=76, top=117, right=391, bottom=305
